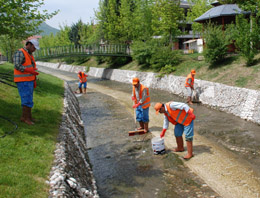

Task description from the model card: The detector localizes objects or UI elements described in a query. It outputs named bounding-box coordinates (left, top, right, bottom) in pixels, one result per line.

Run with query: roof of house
left=194, top=4, right=249, bottom=22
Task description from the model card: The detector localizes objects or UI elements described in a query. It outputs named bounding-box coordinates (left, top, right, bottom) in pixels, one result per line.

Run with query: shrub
left=150, top=46, right=181, bottom=72
left=131, top=40, right=154, bottom=65
left=203, top=23, right=229, bottom=64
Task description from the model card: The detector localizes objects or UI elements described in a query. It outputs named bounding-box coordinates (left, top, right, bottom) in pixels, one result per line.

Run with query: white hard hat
left=29, top=39, right=40, bottom=50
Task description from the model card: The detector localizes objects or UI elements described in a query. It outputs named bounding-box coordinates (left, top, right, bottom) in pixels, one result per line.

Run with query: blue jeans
left=16, top=81, right=34, bottom=108
left=78, top=82, right=87, bottom=88
left=136, top=106, right=149, bottom=123
left=174, top=120, right=194, bottom=141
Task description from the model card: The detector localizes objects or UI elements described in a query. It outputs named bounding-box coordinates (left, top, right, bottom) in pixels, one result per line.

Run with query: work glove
left=34, top=80, right=37, bottom=88
left=131, top=96, right=135, bottom=101
left=160, top=129, right=167, bottom=138
left=132, top=102, right=141, bottom=108
left=188, top=109, right=196, bottom=120
left=24, top=67, right=39, bottom=75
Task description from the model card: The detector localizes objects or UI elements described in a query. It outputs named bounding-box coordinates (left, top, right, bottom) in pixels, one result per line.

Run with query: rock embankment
left=48, top=83, right=99, bottom=198
left=37, top=61, right=260, bottom=125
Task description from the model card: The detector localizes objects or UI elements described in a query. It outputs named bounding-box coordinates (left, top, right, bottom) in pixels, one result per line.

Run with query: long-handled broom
left=128, top=103, right=145, bottom=136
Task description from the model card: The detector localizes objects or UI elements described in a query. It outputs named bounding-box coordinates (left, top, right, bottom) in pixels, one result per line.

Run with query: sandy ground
left=39, top=66, right=260, bottom=198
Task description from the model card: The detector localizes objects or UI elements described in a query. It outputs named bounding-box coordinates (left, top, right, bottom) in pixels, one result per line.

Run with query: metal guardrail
left=34, top=44, right=131, bottom=60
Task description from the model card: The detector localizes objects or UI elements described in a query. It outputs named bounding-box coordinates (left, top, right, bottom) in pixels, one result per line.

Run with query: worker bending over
left=132, top=77, right=150, bottom=133
left=185, top=69, right=196, bottom=105
left=154, top=101, right=196, bottom=159
left=78, top=71, right=88, bottom=94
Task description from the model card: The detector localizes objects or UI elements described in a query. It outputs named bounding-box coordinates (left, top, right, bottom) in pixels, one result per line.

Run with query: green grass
left=0, top=63, right=64, bottom=198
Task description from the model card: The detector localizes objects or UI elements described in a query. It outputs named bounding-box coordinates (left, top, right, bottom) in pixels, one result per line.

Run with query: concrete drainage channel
left=38, top=63, right=259, bottom=197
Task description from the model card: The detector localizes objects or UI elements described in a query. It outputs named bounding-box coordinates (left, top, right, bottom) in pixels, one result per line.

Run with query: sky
left=40, top=0, right=100, bottom=30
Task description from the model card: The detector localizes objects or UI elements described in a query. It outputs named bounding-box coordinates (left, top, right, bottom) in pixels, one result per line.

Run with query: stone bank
left=37, top=61, right=260, bottom=125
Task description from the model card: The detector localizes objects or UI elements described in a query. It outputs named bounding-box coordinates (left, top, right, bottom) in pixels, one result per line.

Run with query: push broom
left=128, top=102, right=145, bottom=136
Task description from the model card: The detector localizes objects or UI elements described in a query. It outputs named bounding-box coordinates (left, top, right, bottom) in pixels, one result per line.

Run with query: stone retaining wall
left=37, top=61, right=260, bottom=125
left=48, top=82, right=99, bottom=198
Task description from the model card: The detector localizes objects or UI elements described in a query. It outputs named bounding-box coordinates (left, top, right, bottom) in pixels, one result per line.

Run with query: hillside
left=38, top=22, right=60, bottom=36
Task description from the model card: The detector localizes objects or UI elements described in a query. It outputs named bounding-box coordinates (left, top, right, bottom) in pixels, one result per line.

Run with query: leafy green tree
left=85, top=24, right=101, bottom=44
left=186, top=0, right=213, bottom=35
left=118, top=0, right=134, bottom=42
left=132, top=0, right=154, bottom=41
left=203, top=23, right=229, bottom=64
left=231, top=15, right=259, bottom=65
left=69, top=20, right=85, bottom=47
left=95, top=0, right=121, bottom=42
left=0, top=35, right=22, bottom=62
left=105, top=0, right=121, bottom=42
left=221, top=1, right=260, bottom=65
left=0, top=0, right=58, bottom=62
left=55, top=25, right=72, bottom=46
left=152, top=0, right=184, bottom=46
left=0, top=0, right=58, bottom=38
left=39, top=25, right=72, bottom=48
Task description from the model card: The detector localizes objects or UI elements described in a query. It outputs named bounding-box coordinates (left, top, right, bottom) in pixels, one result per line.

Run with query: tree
left=132, top=0, right=154, bottom=41
left=231, top=15, right=259, bottom=65
left=203, top=23, right=229, bottom=64
left=186, top=0, right=213, bottom=35
left=69, top=20, right=85, bottom=47
left=0, top=0, right=58, bottom=62
left=224, top=0, right=260, bottom=65
left=152, top=0, right=184, bottom=46
left=0, top=0, right=58, bottom=38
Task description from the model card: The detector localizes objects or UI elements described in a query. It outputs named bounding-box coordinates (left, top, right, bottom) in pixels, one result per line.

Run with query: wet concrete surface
left=88, top=78, right=260, bottom=175
left=74, top=84, right=220, bottom=198
left=38, top=66, right=260, bottom=197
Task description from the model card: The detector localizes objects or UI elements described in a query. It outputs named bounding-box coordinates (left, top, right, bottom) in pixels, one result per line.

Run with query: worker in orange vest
left=132, top=77, right=150, bottom=133
left=13, top=39, right=40, bottom=125
left=78, top=71, right=88, bottom=94
left=154, top=101, right=196, bottom=159
left=185, top=69, right=196, bottom=105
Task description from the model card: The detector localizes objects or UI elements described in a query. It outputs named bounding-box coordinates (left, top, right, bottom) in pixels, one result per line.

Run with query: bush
left=131, top=40, right=154, bottom=65
left=150, top=46, right=181, bottom=72
left=203, top=23, right=229, bottom=64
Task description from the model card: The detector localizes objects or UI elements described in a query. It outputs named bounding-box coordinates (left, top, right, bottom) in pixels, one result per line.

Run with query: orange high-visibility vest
left=14, top=48, right=36, bottom=83
left=185, top=73, right=194, bottom=88
left=164, top=102, right=193, bottom=126
left=78, top=72, right=87, bottom=83
left=133, top=84, right=150, bottom=109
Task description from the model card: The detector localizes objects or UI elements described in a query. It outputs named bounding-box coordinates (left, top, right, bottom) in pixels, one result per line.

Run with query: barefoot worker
left=185, top=69, right=196, bottom=105
left=131, top=77, right=150, bottom=133
left=154, top=101, right=196, bottom=159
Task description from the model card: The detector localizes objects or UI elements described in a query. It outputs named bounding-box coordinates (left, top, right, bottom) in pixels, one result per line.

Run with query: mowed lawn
left=0, top=63, right=64, bottom=198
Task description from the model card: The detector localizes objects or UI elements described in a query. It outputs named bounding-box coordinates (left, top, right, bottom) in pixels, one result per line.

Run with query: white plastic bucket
left=151, top=137, right=165, bottom=155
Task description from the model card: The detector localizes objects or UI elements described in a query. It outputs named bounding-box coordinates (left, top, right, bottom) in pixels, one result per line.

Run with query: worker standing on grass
left=13, top=39, right=40, bottom=125
left=185, top=69, right=196, bottom=105
left=132, top=77, right=150, bottom=133
left=78, top=71, right=88, bottom=94
left=154, top=101, right=196, bottom=159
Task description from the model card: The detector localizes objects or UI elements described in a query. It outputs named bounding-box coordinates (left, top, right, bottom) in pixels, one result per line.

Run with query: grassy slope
left=0, top=63, right=64, bottom=198
left=77, top=52, right=260, bottom=91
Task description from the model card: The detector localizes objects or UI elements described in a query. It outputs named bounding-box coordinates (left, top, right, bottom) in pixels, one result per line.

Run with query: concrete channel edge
left=37, top=61, right=260, bottom=125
